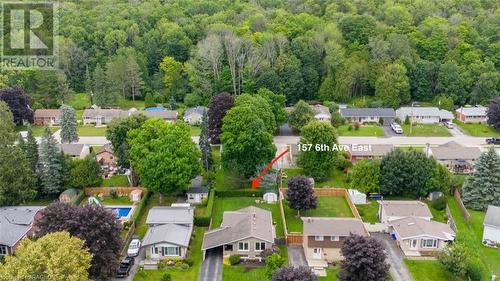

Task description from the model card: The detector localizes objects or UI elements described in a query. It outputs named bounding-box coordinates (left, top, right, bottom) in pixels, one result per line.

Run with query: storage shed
left=263, top=190, right=278, bottom=204
left=129, top=189, right=143, bottom=203
left=59, top=188, right=79, bottom=203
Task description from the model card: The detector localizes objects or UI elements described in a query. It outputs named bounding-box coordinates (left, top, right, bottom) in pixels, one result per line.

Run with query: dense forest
left=1, top=0, right=499, bottom=109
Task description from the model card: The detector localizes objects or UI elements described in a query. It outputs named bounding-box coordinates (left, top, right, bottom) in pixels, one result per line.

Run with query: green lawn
left=117, top=97, right=146, bottom=110
left=16, top=125, right=58, bottom=137
left=68, top=93, right=90, bottom=109
left=454, top=120, right=500, bottom=137
left=401, top=124, right=451, bottom=137
left=282, top=168, right=348, bottom=188
left=133, top=227, right=206, bottom=281
left=319, top=267, right=342, bottom=280
left=337, top=125, right=385, bottom=136
left=223, top=265, right=267, bottom=281
left=284, top=196, right=354, bottom=233
left=190, top=126, right=201, bottom=136
left=405, top=260, right=455, bottom=281
left=212, top=197, right=285, bottom=237
left=356, top=200, right=379, bottom=223
left=427, top=202, right=447, bottom=223
left=77, top=125, right=107, bottom=136
left=99, top=196, right=133, bottom=205
left=21, top=198, right=57, bottom=206
left=102, top=175, right=129, bottom=187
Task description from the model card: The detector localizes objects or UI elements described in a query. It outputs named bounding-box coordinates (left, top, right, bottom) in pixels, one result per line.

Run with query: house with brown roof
left=34, top=109, right=61, bottom=126
left=83, top=108, right=128, bottom=125
left=378, top=201, right=433, bottom=224
left=95, top=144, right=116, bottom=167
left=202, top=206, right=275, bottom=261
left=428, top=141, right=482, bottom=174
left=347, top=144, right=394, bottom=163
left=390, top=217, right=455, bottom=256
left=302, top=217, right=368, bottom=275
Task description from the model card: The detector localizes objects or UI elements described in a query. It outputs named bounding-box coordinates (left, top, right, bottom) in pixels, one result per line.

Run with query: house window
left=152, top=247, right=159, bottom=255
left=163, top=246, right=180, bottom=256
left=314, top=236, right=324, bottom=241
left=0, top=245, right=7, bottom=256
left=255, top=242, right=266, bottom=252
left=410, top=239, right=417, bottom=249
left=421, top=239, right=438, bottom=248
left=238, top=242, right=249, bottom=251
left=330, top=236, right=339, bottom=241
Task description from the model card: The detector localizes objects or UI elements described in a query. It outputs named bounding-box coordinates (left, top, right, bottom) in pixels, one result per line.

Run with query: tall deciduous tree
left=257, top=88, right=288, bottom=126
left=199, top=109, right=213, bottom=171
left=0, top=86, right=33, bottom=125
left=297, top=121, right=338, bottom=181
left=35, top=203, right=122, bottom=280
left=349, top=160, right=381, bottom=194
left=462, top=147, right=500, bottom=211
left=339, top=234, right=390, bottom=281
left=208, top=92, right=234, bottom=144
left=487, top=97, right=500, bottom=129
left=272, top=266, right=317, bottom=281
left=287, top=176, right=317, bottom=216
left=106, top=114, right=147, bottom=168
left=60, top=104, right=79, bottom=143
left=24, top=125, right=39, bottom=172
left=38, top=127, right=66, bottom=196
left=0, top=231, right=92, bottom=281
left=375, top=63, right=410, bottom=108
left=0, top=101, right=15, bottom=146
left=288, top=100, right=314, bottom=132
left=235, top=94, right=277, bottom=135
left=221, top=106, right=276, bottom=179
left=128, top=119, right=201, bottom=197
left=67, top=154, right=102, bottom=189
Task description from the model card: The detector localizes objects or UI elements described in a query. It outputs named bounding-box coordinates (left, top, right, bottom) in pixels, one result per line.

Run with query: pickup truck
left=486, top=138, right=500, bottom=145
left=116, top=257, right=135, bottom=278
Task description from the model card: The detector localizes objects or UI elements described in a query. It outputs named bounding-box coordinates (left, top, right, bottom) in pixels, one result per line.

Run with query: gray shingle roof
left=302, top=217, right=368, bottom=237
left=142, top=223, right=193, bottom=247
left=380, top=200, right=433, bottom=219
left=484, top=205, right=500, bottom=228
left=187, top=176, right=208, bottom=194
left=396, top=107, right=453, bottom=119
left=184, top=106, right=206, bottom=117
left=391, top=217, right=455, bottom=240
left=59, top=144, right=86, bottom=156
left=83, top=108, right=128, bottom=119
left=456, top=106, right=487, bottom=116
left=430, top=141, right=482, bottom=160
left=340, top=108, right=395, bottom=118
left=139, top=110, right=177, bottom=120
left=146, top=206, right=194, bottom=225
left=0, top=207, right=43, bottom=246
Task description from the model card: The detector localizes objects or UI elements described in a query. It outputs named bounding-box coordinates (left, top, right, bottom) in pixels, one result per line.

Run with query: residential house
left=184, top=106, right=206, bottom=125
left=378, top=201, right=433, bottom=224
left=339, top=108, right=395, bottom=125
left=302, top=217, right=368, bottom=275
left=83, top=108, right=128, bottom=125
left=95, top=144, right=117, bottom=167
left=142, top=206, right=194, bottom=261
left=396, top=107, right=454, bottom=124
left=140, top=110, right=178, bottom=122
left=0, top=206, right=43, bottom=257
left=34, top=109, right=62, bottom=126
left=311, top=105, right=331, bottom=121
left=186, top=176, right=209, bottom=204
left=483, top=205, right=500, bottom=246
left=59, top=144, right=90, bottom=159
left=428, top=141, right=482, bottom=174
left=390, top=217, right=455, bottom=256
left=456, top=106, right=488, bottom=123
left=347, top=144, right=393, bottom=163
left=202, top=206, right=275, bottom=260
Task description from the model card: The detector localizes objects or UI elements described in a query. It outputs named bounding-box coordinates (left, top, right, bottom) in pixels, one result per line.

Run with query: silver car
left=127, top=237, right=141, bottom=257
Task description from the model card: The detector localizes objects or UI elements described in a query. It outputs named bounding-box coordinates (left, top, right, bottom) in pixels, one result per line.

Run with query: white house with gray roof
left=202, top=206, right=275, bottom=260
left=0, top=207, right=43, bottom=257
left=378, top=201, right=433, bottom=224
left=340, top=108, right=395, bottom=125
left=396, top=107, right=453, bottom=124
left=483, top=205, right=500, bottom=246
left=183, top=106, right=206, bottom=125
left=456, top=106, right=488, bottom=123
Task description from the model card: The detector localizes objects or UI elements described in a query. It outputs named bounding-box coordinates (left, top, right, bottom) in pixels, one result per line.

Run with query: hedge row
left=194, top=190, right=215, bottom=227
left=130, top=190, right=151, bottom=224
left=215, top=189, right=263, bottom=197
left=71, top=190, right=86, bottom=205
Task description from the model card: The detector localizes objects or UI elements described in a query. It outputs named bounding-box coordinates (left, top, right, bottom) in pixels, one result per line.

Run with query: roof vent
left=408, top=223, right=415, bottom=226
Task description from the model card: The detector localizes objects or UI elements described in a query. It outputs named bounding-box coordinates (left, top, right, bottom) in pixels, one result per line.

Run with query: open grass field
left=212, top=197, right=284, bottom=237
left=77, top=125, right=107, bottom=136
left=102, top=175, right=129, bottom=187
left=401, top=123, right=452, bottom=137
left=117, top=97, right=146, bottom=110
left=284, top=196, right=354, bottom=233
left=405, top=260, right=455, bottom=281
left=68, top=93, right=90, bottom=109
left=337, top=125, right=385, bottom=137
left=454, top=120, right=500, bottom=137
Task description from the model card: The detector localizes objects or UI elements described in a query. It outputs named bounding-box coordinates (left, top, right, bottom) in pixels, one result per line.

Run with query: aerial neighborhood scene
left=0, top=1, right=500, bottom=281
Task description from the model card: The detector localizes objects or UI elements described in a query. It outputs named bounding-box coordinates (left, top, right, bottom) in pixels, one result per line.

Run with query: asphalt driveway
left=199, top=248, right=222, bottom=281
left=371, top=233, right=413, bottom=281
left=287, top=246, right=307, bottom=267
left=112, top=249, right=144, bottom=281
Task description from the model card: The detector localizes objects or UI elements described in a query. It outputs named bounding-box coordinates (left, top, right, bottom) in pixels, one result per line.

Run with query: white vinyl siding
left=238, top=242, right=249, bottom=251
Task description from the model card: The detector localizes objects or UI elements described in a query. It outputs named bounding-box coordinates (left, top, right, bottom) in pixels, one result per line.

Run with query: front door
left=194, top=194, right=201, bottom=204
left=313, top=248, right=322, bottom=259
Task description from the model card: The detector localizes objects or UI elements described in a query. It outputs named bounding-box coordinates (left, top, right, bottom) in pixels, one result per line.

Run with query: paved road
left=287, top=246, right=307, bottom=267
left=199, top=248, right=222, bottom=281
left=371, top=233, right=413, bottom=281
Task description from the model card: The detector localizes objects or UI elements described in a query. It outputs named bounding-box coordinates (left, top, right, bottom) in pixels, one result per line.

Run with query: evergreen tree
left=84, top=66, right=92, bottom=95
left=93, top=63, right=116, bottom=106
left=17, top=132, right=26, bottom=149
left=199, top=109, right=213, bottom=171
left=462, top=147, right=500, bottom=211
left=60, top=104, right=79, bottom=143
left=126, top=55, right=144, bottom=102
left=38, top=128, right=66, bottom=196
left=25, top=125, right=39, bottom=172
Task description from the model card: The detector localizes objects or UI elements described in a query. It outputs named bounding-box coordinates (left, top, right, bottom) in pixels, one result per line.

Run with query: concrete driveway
left=287, top=246, right=307, bottom=267
left=199, top=248, right=222, bottom=281
left=112, top=249, right=144, bottom=281
left=371, top=233, right=413, bottom=281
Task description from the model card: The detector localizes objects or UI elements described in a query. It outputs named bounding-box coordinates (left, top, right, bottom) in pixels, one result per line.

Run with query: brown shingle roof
left=302, top=217, right=368, bottom=237
left=380, top=201, right=433, bottom=218
left=430, top=141, right=482, bottom=160
left=34, top=109, right=61, bottom=118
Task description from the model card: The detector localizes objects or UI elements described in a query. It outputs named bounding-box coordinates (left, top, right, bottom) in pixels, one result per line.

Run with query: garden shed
left=347, top=189, right=367, bottom=205
left=129, top=189, right=143, bottom=202
left=59, top=188, right=79, bottom=203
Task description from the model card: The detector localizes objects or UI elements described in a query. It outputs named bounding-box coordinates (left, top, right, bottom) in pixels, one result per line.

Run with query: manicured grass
left=337, top=125, right=385, bottom=136
left=77, top=125, right=107, bottom=136
left=356, top=200, right=379, bottom=224
left=284, top=196, right=354, bottom=233
left=133, top=194, right=177, bottom=239
left=282, top=168, right=348, bottom=188
left=427, top=202, right=447, bottom=223
left=68, top=93, right=90, bottom=109
left=133, top=227, right=206, bottom=281
left=319, top=266, right=341, bottom=280
left=117, top=97, right=146, bottom=110
left=190, top=126, right=201, bottom=136
left=454, top=120, right=500, bottom=137
left=223, top=265, right=267, bottom=281
left=401, top=123, right=451, bottom=137
left=102, top=175, right=129, bottom=187
left=397, top=146, right=424, bottom=152
left=16, top=125, right=58, bottom=137
left=212, top=197, right=285, bottom=237
left=405, top=260, right=455, bottom=281
left=100, top=196, right=132, bottom=205
left=214, top=168, right=249, bottom=190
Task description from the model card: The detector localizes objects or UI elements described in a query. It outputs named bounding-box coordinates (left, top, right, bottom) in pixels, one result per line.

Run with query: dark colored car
left=486, top=138, right=500, bottom=144
left=116, top=257, right=135, bottom=278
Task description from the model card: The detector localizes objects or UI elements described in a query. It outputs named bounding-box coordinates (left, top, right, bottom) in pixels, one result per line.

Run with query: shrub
left=157, top=260, right=166, bottom=270
left=348, top=124, right=353, bottom=131
left=229, top=255, right=241, bottom=265
left=216, top=189, right=263, bottom=197
left=109, top=189, right=118, bottom=199
left=161, top=273, right=172, bottom=281
left=184, top=258, right=194, bottom=267
left=404, top=116, right=410, bottom=125
left=430, top=196, right=447, bottom=211
left=353, top=122, right=360, bottom=130
left=467, top=263, right=482, bottom=281
left=266, top=253, right=285, bottom=279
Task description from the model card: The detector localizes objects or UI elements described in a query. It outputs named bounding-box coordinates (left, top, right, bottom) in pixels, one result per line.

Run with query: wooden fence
left=453, top=189, right=471, bottom=223
left=286, top=234, right=303, bottom=245
left=85, top=187, right=145, bottom=196
left=120, top=222, right=136, bottom=257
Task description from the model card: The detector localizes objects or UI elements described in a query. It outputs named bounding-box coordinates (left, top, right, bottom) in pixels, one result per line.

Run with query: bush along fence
left=84, top=186, right=146, bottom=197
left=120, top=190, right=151, bottom=256
left=71, top=189, right=86, bottom=205
left=194, top=190, right=215, bottom=227
left=215, top=189, right=263, bottom=197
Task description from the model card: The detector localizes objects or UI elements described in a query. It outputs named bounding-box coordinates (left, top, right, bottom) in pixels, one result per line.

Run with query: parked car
left=443, top=121, right=454, bottom=129
left=116, top=257, right=135, bottom=278
left=127, top=236, right=141, bottom=257
left=391, top=123, right=403, bottom=134
left=486, top=138, right=500, bottom=144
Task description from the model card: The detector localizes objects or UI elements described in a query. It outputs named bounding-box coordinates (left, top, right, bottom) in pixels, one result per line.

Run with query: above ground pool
left=144, top=106, right=166, bottom=112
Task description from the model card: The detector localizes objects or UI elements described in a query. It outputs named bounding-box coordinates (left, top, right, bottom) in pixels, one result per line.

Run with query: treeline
left=0, top=0, right=499, bottom=109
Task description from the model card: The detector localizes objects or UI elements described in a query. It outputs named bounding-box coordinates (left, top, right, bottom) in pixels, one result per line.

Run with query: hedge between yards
left=194, top=190, right=215, bottom=227
left=215, top=189, right=264, bottom=197
left=129, top=190, right=151, bottom=225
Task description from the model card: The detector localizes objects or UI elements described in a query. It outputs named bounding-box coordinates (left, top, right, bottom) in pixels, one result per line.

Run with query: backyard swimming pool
left=106, top=206, right=135, bottom=221
left=144, top=106, right=166, bottom=112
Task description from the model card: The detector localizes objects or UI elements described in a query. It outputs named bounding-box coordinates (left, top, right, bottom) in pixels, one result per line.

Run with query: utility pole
left=410, top=102, right=415, bottom=135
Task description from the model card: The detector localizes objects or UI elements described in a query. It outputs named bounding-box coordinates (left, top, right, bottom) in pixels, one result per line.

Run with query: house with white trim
left=396, top=107, right=453, bottom=124
left=483, top=205, right=500, bottom=246
left=0, top=207, right=43, bottom=257
left=456, top=106, right=488, bottom=123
